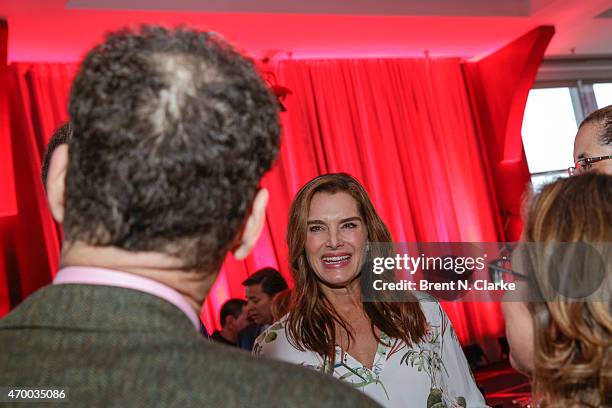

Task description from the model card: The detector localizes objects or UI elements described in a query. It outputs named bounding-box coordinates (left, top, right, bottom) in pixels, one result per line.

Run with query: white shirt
left=254, top=296, right=487, bottom=408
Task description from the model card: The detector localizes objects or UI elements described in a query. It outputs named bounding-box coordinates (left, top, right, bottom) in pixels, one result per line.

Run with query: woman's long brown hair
left=523, top=173, right=612, bottom=407
left=285, top=173, right=427, bottom=366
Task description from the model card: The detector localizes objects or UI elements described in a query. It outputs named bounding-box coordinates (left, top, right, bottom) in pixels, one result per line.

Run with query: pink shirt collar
left=53, top=266, right=201, bottom=331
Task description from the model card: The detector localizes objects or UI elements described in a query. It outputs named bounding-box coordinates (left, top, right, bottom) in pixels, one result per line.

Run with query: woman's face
left=305, top=191, right=368, bottom=288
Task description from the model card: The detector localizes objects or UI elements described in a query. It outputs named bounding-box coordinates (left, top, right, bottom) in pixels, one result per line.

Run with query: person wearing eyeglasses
left=500, top=173, right=611, bottom=407
left=570, top=105, right=612, bottom=175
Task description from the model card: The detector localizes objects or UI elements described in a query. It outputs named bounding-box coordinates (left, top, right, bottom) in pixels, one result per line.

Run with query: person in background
left=254, top=173, right=486, bottom=408
left=0, top=26, right=379, bottom=407
left=571, top=105, right=612, bottom=175
left=501, top=173, right=611, bottom=407
left=211, top=299, right=250, bottom=347
left=237, top=267, right=288, bottom=351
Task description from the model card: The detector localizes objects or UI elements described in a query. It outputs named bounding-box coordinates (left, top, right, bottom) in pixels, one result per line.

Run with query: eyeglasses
left=488, top=258, right=530, bottom=285
left=568, top=155, right=612, bottom=176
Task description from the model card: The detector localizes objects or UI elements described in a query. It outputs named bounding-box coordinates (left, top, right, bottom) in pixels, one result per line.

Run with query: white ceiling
left=1, top=0, right=612, bottom=61
left=67, top=0, right=533, bottom=17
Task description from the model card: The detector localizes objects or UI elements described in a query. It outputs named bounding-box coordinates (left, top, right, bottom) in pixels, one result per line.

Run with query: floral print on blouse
left=253, top=295, right=488, bottom=408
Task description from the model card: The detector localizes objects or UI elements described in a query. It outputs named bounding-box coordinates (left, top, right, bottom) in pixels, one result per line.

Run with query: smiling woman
left=253, top=173, right=487, bottom=408
left=305, top=191, right=368, bottom=287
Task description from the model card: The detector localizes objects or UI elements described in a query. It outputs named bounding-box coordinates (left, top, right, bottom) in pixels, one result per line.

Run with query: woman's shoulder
left=253, top=315, right=322, bottom=366
left=412, top=291, right=447, bottom=325
left=254, top=316, right=289, bottom=351
left=253, top=316, right=293, bottom=352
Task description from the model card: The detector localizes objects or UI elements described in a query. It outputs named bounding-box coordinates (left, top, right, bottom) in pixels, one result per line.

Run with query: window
left=522, top=69, right=612, bottom=191
left=522, top=58, right=612, bottom=190
left=522, top=88, right=577, bottom=174
left=521, top=88, right=576, bottom=190
left=593, top=83, right=612, bottom=108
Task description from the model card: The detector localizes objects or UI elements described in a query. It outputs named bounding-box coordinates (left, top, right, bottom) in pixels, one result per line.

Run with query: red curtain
left=202, top=57, right=507, bottom=357
left=0, top=63, right=78, bottom=313
left=0, top=28, right=553, bottom=356
left=0, top=21, right=13, bottom=316
left=244, top=58, right=504, bottom=356
left=464, top=26, right=555, bottom=241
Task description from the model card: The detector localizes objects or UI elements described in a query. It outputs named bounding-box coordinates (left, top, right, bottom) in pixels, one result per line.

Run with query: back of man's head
left=242, top=267, right=288, bottom=296
left=219, top=298, right=247, bottom=327
left=65, top=26, right=280, bottom=271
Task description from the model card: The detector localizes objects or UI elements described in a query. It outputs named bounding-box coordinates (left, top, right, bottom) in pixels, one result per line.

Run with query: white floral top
left=253, top=296, right=487, bottom=408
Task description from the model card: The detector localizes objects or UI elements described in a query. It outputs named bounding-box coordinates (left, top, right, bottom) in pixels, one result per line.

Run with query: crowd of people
left=0, top=25, right=610, bottom=407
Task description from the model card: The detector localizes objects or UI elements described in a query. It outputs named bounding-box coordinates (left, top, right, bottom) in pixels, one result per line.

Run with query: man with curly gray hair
left=0, top=26, right=379, bottom=407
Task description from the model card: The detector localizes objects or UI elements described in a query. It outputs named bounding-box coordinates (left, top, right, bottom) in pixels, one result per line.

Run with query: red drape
left=0, top=20, right=16, bottom=219
left=463, top=26, right=555, bottom=241
left=0, top=63, right=78, bottom=313
left=239, top=58, right=504, bottom=356
left=0, top=27, right=553, bottom=357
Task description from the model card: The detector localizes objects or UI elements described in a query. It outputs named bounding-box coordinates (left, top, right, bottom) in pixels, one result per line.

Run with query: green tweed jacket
left=0, top=284, right=380, bottom=407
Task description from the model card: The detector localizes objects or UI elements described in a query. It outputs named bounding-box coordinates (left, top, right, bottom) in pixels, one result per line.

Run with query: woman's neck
left=321, top=280, right=364, bottom=318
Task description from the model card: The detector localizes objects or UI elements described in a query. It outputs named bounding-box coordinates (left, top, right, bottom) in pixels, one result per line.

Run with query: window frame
left=522, top=56, right=612, bottom=190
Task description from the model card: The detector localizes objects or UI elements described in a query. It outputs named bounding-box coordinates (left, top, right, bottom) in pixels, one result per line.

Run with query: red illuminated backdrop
left=0, top=14, right=554, bottom=358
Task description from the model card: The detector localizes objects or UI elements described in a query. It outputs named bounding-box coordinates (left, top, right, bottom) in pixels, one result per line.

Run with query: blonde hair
left=523, top=173, right=612, bottom=407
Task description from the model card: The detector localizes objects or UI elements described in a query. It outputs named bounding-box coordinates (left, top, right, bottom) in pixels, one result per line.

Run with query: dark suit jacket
left=237, top=323, right=265, bottom=352
left=0, top=284, right=380, bottom=407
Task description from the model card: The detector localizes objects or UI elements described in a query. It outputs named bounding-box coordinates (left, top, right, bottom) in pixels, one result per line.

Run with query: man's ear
left=225, top=315, right=236, bottom=329
left=233, top=189, right=269, bottom=260
left=46, top=144, right=69, bottom=223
